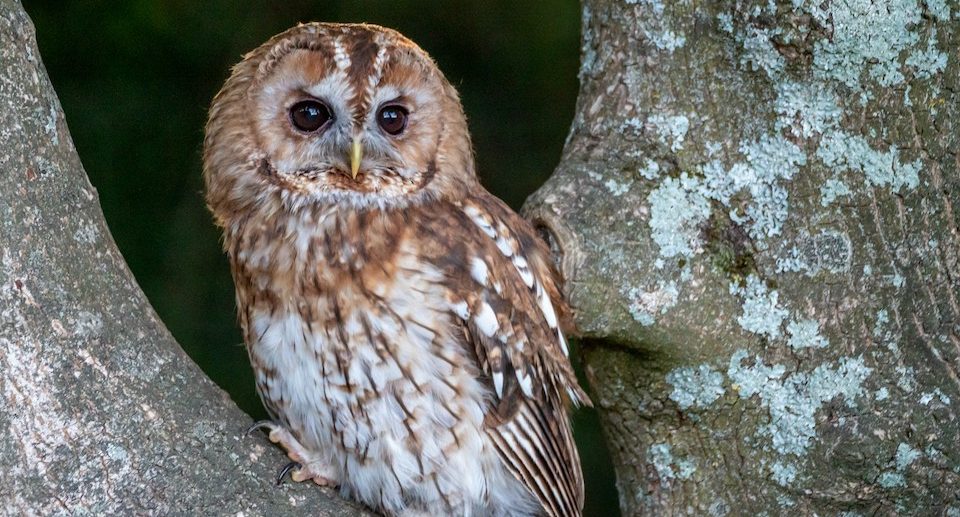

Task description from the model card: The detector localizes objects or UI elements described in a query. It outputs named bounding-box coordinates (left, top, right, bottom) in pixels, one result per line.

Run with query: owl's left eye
left=289, top=100, right=332, bottom=133
left=377, top=105, right=408, bottom=135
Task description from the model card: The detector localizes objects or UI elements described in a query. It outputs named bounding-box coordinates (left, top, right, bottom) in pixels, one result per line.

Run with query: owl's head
left=204, top=23, right=477, bottom=221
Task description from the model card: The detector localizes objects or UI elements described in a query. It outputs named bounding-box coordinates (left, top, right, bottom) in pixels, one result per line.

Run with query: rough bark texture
left=526, top=0, right=960, bottom=514
left=0, top=2, right=368, bottom=514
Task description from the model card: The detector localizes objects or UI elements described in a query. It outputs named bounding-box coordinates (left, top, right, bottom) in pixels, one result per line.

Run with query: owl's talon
left=244, top=419, right=277, bottom=437
left=246, top=420, right=340, bottom=487
left=276, top=461, right=301, bottom=486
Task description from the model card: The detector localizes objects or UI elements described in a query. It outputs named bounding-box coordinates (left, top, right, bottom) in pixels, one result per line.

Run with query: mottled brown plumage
left=204, top=22, right=587, bottom=516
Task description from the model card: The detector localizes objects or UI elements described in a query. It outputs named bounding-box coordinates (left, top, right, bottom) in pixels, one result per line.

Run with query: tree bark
left=0, top=2, right=367, bottom=514
left=526, top=0, right=960, bottom=514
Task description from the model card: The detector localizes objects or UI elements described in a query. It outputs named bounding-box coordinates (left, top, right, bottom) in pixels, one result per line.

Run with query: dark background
left=27, top=1, right=618, bottom=513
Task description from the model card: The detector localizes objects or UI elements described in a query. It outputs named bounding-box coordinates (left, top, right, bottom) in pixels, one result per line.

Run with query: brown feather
left=419, top=193, right=588, bottom=516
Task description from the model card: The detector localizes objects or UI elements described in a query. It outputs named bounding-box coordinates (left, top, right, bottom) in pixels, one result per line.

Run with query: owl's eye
left=289, top=100, right=332, bottom=133
left=377, top=105, right=408, bottom=135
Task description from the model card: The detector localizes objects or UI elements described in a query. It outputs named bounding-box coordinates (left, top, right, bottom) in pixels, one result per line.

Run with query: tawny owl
left=203, top=22, right=588, bottom=516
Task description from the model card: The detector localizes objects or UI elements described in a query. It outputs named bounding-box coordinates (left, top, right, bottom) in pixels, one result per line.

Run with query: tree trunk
left=0, top=2, right=367, bottom=514
left=526, top=0, right=960, bottom=514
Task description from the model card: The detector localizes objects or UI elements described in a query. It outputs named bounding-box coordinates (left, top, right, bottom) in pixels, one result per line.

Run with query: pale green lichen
left=676, top=458, right=696, bottom=478
left=621, top=117, right=644, bottom=133
left=639, top=158, right=661, bottom=180
left=728, top=352, right=872, bottom=456
left=775, top=231, right=852, bottom=276
left=645, top=28, right=686, bottom=53
left=875, top=387, right=890, bottom=401
left=106, top=443, right=129, bottom=462
left=633, top=4, right=945, bottom=494
left=919, top=388, right=951, bottom=405
left=701, top=160, right=748, bottom=206
left=736, top=136, right=807, bottom=239
left=626, top=280, right=680, bottom=326
left=626, top=0, right=687, bottom=52
left=716, top=12, right=733, bottom=33
left=738, top=25, right=785, bottom=78
left=728, top=350, right=786, bottom=398
left=926, top=445, right=946, bottom=463
left=648, top=114, right=690, bottom=151
left=647, top=443, right=696, bottom=484
left=773, top=249, right=809, bottom=275
left=924, top=0, right=951, bottom=20
left=873, top=309, right=890, bottom=338
left=891, top=273, right=905, bottom=288
left=775, top=81, right=841, bottom=138
left=730, top=275, right=789, bottom=339
left=817, top=130, right=921, bottom=193
left=73, top=220, right=101, bottom=245
left=699, top=129, right=808, bottom=244
left=905, top=29, right=948, bottom=79
left=665, top=364, right=725, bottom=410
left=771, top=461, right=798, bottom=486
left=603, top=178, right=631, bottom=196
left=586, top=171, right=632, bottom=197
left=877, top=442, right=921, bottom=488
left=647, top=174, right=711, bottom=258
left=704, top=141, right=723, bottom=157
left=807, top=0, right=923, bottom=90
left=895, top=442, right=921, bottom=471
left=896, top=365, right=917, bottom=392
left=709, top=0, right=930, bottom=266
left=878, top=471, right=906, bottom=488
left=819, top=178, right=852, bottom=206
left=699, top=134, right=807, bottom=243
left=786, top=319, right=829, bottom=349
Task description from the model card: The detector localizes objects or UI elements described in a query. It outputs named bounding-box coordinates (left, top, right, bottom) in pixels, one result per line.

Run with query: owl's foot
left=246, top=420, right=339, bottom=487
left=276, top=461, right=302, bottom=485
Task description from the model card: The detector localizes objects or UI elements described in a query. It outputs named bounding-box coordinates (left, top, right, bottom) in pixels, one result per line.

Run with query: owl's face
left=205, top=23, right=477, bottom=217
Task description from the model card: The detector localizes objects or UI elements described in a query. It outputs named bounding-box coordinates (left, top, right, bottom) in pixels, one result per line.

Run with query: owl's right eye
left=289, top=100, right=332, bottom=133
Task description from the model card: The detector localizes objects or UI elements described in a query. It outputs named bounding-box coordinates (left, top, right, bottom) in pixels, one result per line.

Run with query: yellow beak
left=350, top=136, right=363, bottom=179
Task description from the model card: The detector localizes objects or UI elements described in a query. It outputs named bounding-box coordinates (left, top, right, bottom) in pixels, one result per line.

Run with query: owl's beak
left=350, top=136, right=363, bottom=180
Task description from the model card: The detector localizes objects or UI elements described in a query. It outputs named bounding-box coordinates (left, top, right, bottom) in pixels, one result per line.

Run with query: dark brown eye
left=377, top=105, right=408, bottom=135
left=289, top=100, right=332, bottom=133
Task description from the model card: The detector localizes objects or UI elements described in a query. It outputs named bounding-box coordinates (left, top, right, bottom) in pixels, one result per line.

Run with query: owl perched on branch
left=203, top=22, right=588, bottom=516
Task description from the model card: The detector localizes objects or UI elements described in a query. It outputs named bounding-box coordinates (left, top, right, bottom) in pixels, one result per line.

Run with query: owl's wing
left=432, top=192, right=589, bottom=517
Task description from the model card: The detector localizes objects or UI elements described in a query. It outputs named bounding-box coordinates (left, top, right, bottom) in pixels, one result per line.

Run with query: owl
left=203, top=23, right=588, bottom=517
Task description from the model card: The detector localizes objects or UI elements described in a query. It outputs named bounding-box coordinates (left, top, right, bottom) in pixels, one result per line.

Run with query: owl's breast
left=234, top=213, right=496, bottom=509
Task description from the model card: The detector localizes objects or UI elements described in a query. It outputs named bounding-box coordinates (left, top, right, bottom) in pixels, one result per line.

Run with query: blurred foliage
left=28, top=1, right=617, bottom=514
